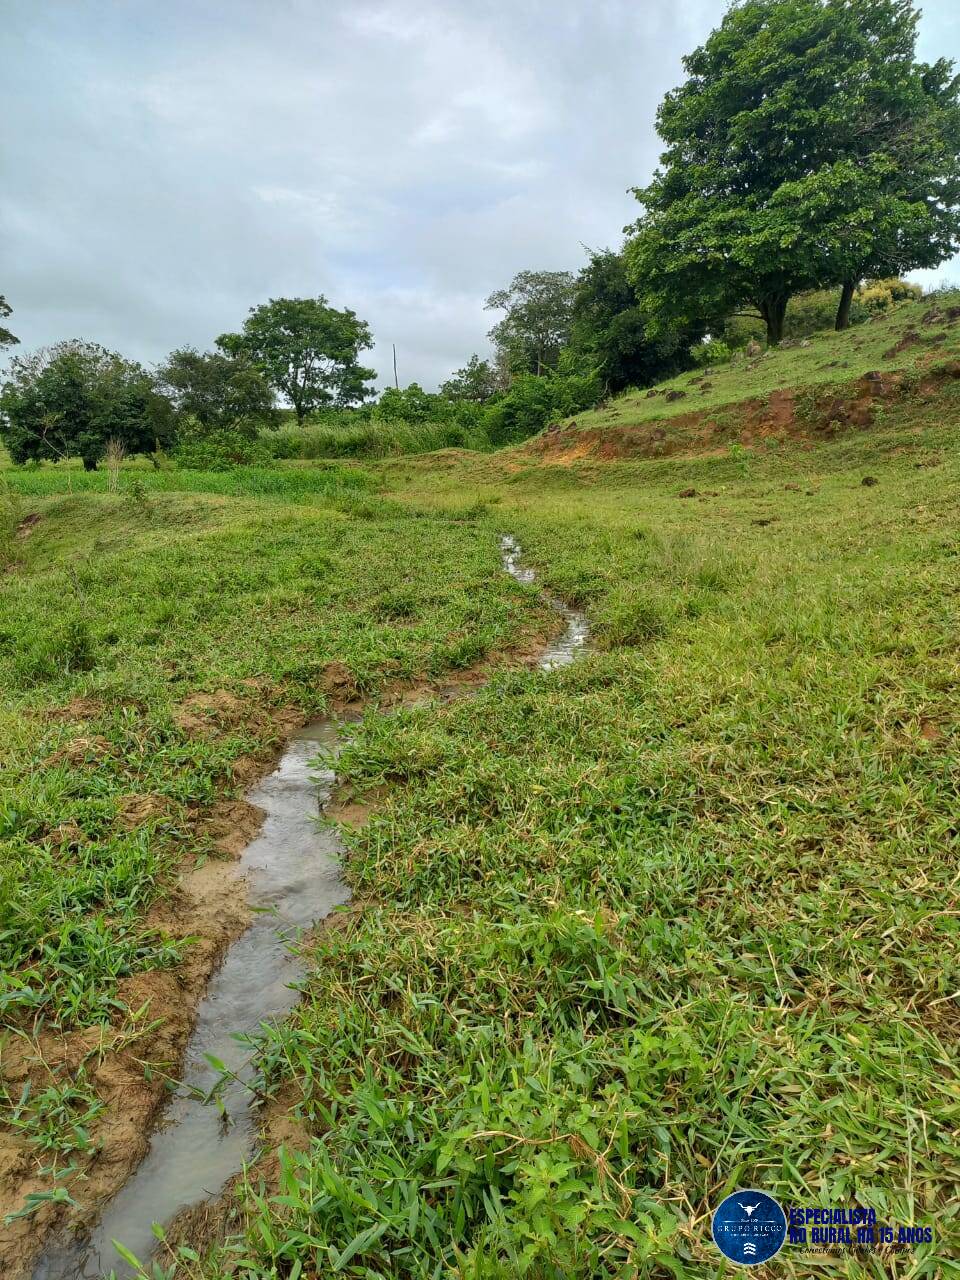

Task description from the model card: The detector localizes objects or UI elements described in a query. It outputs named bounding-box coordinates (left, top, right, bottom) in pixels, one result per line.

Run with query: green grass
left=0, top=460, right=374, bottom=501
left=0, top=479, right=549, bottom=1030
left=211, top=397, right=959, bottom=1276
left=3, top=316, right=960, bottom=1274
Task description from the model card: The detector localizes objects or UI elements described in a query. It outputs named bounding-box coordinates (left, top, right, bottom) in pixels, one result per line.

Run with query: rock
left=861, top=475, right=879, bottom=487
left=678, top=488, right=698, bottom=499
left=784, top=483, right=801, bottom=491
left=745, top=339, right=763, bottom=357
left=800, top=339, right=811, bottom=348
left=665, top=389, right=687, bottom=402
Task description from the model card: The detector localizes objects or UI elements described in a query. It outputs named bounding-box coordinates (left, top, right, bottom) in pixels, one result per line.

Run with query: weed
left=4, top=1066, right=104, bottom=1157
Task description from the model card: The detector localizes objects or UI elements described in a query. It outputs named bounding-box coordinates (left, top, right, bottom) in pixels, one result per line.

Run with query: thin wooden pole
left=392, top=344, right=399, bottom=389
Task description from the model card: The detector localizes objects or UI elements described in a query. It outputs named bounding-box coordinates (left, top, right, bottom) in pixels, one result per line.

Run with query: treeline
left=2, top=0, right=959, bottom=468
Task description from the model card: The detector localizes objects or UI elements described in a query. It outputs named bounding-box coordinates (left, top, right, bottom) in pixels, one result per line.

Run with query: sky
left=4, top=0, right=960, bottom=393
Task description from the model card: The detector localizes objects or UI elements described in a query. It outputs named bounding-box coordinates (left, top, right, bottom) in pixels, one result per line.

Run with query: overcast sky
left=4, top=1, right=960, bottom=392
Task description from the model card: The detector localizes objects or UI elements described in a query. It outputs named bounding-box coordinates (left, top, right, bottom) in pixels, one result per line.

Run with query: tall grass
left=270, top=418, right=492, bottom=460
left=0, top=462, right=375, bottom=502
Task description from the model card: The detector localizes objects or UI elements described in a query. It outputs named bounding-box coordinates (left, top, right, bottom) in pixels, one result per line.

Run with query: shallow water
left=34, top=724, right=351, bottom=1279
left=34, top=537, right=589, bottom=1279
left=500, top=535, right=589, bottom=669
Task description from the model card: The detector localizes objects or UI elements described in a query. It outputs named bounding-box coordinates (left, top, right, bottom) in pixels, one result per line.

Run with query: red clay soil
left=523, top=362, right=960, bottom=465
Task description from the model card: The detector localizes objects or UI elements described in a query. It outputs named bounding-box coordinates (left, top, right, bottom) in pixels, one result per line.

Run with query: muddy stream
left=35, top=536, right=588, bottom=1279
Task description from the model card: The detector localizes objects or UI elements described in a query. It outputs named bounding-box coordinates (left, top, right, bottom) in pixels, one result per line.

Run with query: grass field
left=2, top=304, right=960, bottom=1276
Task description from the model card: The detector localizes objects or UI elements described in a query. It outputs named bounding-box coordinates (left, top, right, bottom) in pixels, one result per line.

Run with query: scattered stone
left=745, top=339, right=762, bottom=357
left=699, top=381, right=713, bottom=393
left=678, top=488, right=698, bottom=499
left=800, top=339, right=811, bottom=347
left=752, top=517, right=779, bottom=527
left=645, top=388, right=660, bottom=398
left=805, top=489, right=817, bottom=496
left=784, top=483, right=801, bottom=491
left=665, top=389, right=687, bottom=402
left=861, top=475, right=879, bottom=487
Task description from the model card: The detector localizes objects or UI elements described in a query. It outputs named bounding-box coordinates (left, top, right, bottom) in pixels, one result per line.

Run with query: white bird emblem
left=742, top=1203, right=760, bottom=1218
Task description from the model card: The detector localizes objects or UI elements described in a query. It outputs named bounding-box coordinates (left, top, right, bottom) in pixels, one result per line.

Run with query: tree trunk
left=759, top=294, right=789, bottom=345
left=835, top=280, right=856, bottom=331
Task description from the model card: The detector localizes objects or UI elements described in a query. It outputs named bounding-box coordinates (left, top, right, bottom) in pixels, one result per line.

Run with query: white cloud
left=2, top=0, right=959, bottom=388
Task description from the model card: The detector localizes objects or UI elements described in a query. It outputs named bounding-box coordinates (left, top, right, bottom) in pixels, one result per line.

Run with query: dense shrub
left=173, top=427, right=273, bottom=470
left=0, top=341, right=173, bottom=471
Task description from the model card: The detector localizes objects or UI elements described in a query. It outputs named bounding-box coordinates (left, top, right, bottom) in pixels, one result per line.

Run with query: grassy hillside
left=529, top=290, right=960, bottom=459
left=2, top=311, right=960, bottom=1275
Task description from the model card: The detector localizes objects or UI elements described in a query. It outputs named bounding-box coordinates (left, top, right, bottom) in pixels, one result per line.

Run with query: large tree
left=217, top=296, right=375, bottom=425
left=570, top=250, right=696, bottom=393
left=0, top=341, right=173, bottom=470
left=626, top=0, right=960, bottom=344
left=0, top=296, right=18, bottom=348
left=485, top=270, right=576, bottom=375
left=157, top=347, right=278, bottom=438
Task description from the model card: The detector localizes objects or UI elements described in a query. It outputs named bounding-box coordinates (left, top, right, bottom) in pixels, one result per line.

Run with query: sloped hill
left=525, top=291, right=960, bottom=462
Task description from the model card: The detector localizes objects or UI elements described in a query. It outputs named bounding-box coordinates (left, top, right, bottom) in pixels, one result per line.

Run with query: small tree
left=0, top=341, right=173, bottom=470
left=485, top=270, right=576, bottom=375
left=157, top=348, right=278, bottom=438
left=0, top=296, right=18, bottom=348
left=627, top=0, right=960, bottom=344
left=440, top=354, right=500, bottom=403
left=217, top=297, right=376, bottom=425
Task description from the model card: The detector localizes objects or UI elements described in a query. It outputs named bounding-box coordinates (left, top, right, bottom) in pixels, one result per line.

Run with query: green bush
left=173, top=428, right=273, bottom=470
left=485, top=359, right=603, bottom=447
left=692, top=339, right=733, bottom=366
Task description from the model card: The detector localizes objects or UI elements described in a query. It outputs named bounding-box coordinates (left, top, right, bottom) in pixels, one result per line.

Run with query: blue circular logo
left=711, top=1189, right=787, bottom=1265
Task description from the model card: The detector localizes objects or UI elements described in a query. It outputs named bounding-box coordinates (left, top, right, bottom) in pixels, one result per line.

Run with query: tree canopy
left=157, top=348, right=278, bottom=438
left=440, top=354, right=500, bottom=403
left=485, top=270, right=576, bottom=375
left=570, top=251, right=696, bottom=393
left=217, top=296, right=376, bottom=425
left=0, top=296, right=18, bottom=348
left=0, top=341, right=173, bottom=470
left=626, top=0, right=960, bottom=343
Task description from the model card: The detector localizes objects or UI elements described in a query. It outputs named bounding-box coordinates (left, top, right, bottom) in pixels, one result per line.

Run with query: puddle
left=33, top=537, right=588, bottom=1279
